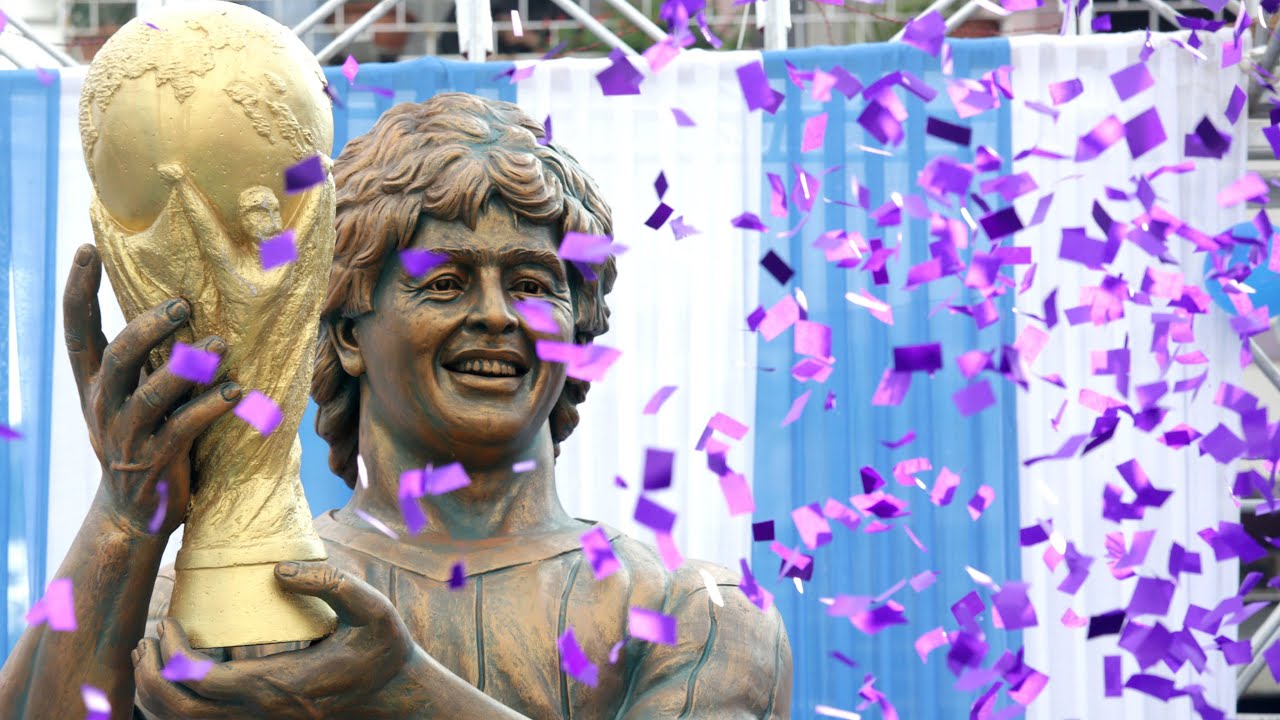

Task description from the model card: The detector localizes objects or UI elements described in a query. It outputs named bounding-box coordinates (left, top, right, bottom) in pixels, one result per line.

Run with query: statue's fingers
left=274, top=560, right=390, bottom=627
left=133, top=637, right=224, bottom=717
left=153, top=382, right=241, bottom=460
left=124, top=336, right=225, bottom=434
left=62, top=244, right=108, bottom=411
left=98, top=297, right=190, bottom=413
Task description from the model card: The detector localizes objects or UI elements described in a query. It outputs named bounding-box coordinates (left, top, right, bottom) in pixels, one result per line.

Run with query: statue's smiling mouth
left=445, top=358, right=526, bottom=378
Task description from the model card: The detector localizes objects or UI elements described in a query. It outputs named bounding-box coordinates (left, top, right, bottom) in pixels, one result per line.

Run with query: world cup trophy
left=78, top=1, right=338, bottom=648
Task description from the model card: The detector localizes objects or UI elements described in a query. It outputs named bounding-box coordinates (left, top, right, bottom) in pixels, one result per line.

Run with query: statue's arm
left=618, top=564, right=794, bottom=720
left=0, top=245, right=238, bottom=720
left=0, top=497, right=170, bottom=720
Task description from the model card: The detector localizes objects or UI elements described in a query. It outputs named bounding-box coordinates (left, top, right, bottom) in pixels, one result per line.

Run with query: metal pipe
left=315, top=0, right=404, bottom=64
left=1134, top=0, right=1182, bottom=26
left=598, top=0, right=668, bottom=43
left=1251, top=337, right=1280, bottom=394
left=293, top=0, right=355, bottom=37
left=1249, top=25, right=1280, bottom=110
left=0, top=45, right=30, bottom=69
left=3, top=12, right=76, bottom=67
left=545, top=0, right=640, bottom=55
left=944, top=0, right=981, bottom=31
left=1239, top=603, right=1280, bottom=694
left=891, top=0, right=961, bottom=41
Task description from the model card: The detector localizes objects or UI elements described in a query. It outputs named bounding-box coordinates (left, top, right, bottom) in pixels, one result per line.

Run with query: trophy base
left=169, top=561, right=338, bottom=649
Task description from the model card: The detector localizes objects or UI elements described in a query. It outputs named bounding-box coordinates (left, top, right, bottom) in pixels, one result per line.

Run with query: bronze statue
left=0, top=6, right=792, bottom=719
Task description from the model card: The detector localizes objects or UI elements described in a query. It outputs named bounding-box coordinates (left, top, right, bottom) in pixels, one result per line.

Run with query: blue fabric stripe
left=298, top=58, right=516, bottom=516
left=752, top=39, right=1019, bottom=717
left=0, top=69, right=59, bottom=656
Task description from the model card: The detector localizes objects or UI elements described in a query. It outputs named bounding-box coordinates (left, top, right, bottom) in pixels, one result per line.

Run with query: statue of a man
left=0, top=92, right=791, bottom=718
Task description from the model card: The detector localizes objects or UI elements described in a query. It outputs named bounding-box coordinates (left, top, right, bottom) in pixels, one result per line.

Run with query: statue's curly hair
left=312, top=92, right=617, bottom=488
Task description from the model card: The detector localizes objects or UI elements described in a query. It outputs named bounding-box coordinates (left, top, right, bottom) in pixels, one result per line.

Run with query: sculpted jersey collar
left=313, top=510, right=622, bottom=582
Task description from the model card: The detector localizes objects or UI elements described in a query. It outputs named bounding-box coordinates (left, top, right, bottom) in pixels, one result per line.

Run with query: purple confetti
left=399, top=249, right=449, bottom=277
left=643, top=385, right=677, bottom=415
left=902, top=11, right=946, bottom=56
left=558, top=627, right=599, bottom=686
left=761, top=250, right=795, bottom=285
left=514, top=298, right=560, bottom=334
left=736, top=60, right=783, bottom=113
left=234, top=390, right=283, bottom=436
left=671, top=108, right=696, bottom=126
left=147, top=481, right=168, bottom=535
left=643, top=448, right=675, bottom=491
left=283, top=155, right=325, bottom=195
left=168, top=342, right=220, bottom=384
left=1110, top=63, right=1155, bottom=100
left=634, top=495, right=676, bottom=533
left=596, top=49, right=643, bottom=96
left=535, top=341, right=621, bottom=382
left=260, top=229, right=297, bottom=270
left=954, top=380, right=996, bottom=417
left=449, top=561, right=466, bottom=590
left=425, top=463, right=471, bottom=495
left=628, top=607, right=677, bottom=645
left=24, top=578, right=75, bottom=631
left=162, top=652, right=214, bottom=682
left=1049, top=78, right=1083, bottom=105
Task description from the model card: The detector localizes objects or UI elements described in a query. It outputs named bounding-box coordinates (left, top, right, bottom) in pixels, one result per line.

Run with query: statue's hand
left=132, top=561, right=427, bottom=720
left=65, top=244, right=241, bottom=538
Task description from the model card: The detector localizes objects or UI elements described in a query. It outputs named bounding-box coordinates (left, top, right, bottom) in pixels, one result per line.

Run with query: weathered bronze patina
left=0, top=4, right=792, bottom=717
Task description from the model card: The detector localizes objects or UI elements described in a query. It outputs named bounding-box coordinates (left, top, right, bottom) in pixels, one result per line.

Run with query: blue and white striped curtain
left=1, top=69, right=57, bottom=655
left=1, top=33, right=1254, bottom=718
left=752, top=40, right=1022, bottom=718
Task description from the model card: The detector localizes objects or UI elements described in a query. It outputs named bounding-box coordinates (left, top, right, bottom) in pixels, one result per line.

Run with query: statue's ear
left=331, top=317, right=366, bottom=378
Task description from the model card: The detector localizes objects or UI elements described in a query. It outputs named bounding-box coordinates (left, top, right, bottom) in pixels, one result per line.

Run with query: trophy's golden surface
left=78, top=0, right=338, bottom=648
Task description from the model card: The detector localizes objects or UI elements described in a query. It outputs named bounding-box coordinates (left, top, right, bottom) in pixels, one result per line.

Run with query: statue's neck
left=345, top=420, right=578, bottom=543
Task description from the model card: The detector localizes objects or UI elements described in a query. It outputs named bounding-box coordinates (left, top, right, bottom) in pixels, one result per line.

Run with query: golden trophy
left=78, top=1, right=338, bottom=648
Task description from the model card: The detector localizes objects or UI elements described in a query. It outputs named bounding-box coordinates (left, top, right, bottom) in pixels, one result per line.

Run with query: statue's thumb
left=274, top=560, right=379, bottom=626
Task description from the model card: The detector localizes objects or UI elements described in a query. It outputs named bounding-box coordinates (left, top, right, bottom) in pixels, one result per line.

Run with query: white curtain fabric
left=1011, top=31, right=1246, bottom=719
left=518, top=50, right=763, bottom=568
left=44, top=51, right=763, bottom=585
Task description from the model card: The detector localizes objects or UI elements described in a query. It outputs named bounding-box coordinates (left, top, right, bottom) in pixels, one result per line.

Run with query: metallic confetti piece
left=580, top=527, right=620, bottom=580
left=284, top=155, right=325, bottom=194
left=634, top=495, right=675, bottom=533
left=448, top=561, right=466, bottom=590
left=558, top=627, right=599, bottom=686
left=353, top=508, right=399, bottom=540
left=25, top=578, right=75, bottom=631
left=641, top=385, right=677, bottom=415
left=736, top=60, right=783, bottom=113
left=926, top=116, right=971, bottom=146
left=992, top=581, right=1037, bottom=630
left=535, top=341, right=621, bottom=382
left=642, top=448, right=674, bottom=491
left=147, top=481, right=168, bottom=535
left=399, top=248, right=448, bottom=277
left=802, top=112, right=828, bottom=153
left=901, top=10, right=945, bottom=56
left=1124, top=107, right=1166, bottom=159
left=82, top=685, right=111, bottom=720
left=596, top=49, right=643, bottom=96
left=967, top=485, right=995, bottom=520
left=341, top=55, right=359, bottom=84
left=753, top=520, right=776, bottom=542
left=260, top=228, right=297, bottom=270
left=1110, top=62, right=1154, bottom=100
left=168, top=342, right=220, bottom=385
left=893, top=343, right=943, bottom=373
left=645, top=203, right=673, bottom=229
left=425, top=463, right=471, bottom=495
left=719, top=473, right=754, bottom=516
left=781, top=390, right=812, bottom=427
left=761, top=250, right=794, bottom=285
left=628, top=607, right=677, bottom=645
left=1218, top=172, right=1268, bottom=207
left=513, top=298, right=559, bottom=334
left=234, top=390, right=283, bottom=436
left=162, top=652, right=213, bottom=682
left=739, top=558, right=774, bottom=612
left=671, top=107, right=696, bottom=127
left=398, top=470, right=428, bottom=535
left=1075, top=115, right=1124, bottom=161
left=1092, top=13, right=1112, bottom=30
left=559, top=232, right=625, bottom=263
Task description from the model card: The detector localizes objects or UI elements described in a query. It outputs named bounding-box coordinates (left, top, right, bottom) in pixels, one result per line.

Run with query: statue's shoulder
left=605, top=531, right=742, bottom=605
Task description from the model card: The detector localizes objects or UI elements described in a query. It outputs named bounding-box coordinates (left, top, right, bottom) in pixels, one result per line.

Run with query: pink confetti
left=535, top=341, right=621, bottom=382
left=802, top=113, right=829, bottom=152
left=341, top=55, right=359, bottom=84
left=234, top=390, right=283, bottom=436
left=780, top=390, right=812, bottom=427
left=513, top=298, right=559, bottom=334
left=930, top=467, right=961, bottom=506
left=162, top=652, right=214, bottom=682
left=25, top=578, right=75, bottom=631
left=953, top=380, right=996, bottom=417
left=1217, top=172, right=1268, bottom=207
left=719, top=473, right=755, bottom=516
left=512, top=459, right=536, bottom=473
left=642, top=385, right=677, bottom=415
left=424, top=463, right=471, bottom=495
left=558, top=232, right=626, bottom=264
left=901, top=11, right=946, bottom=56
left=656, top=531, right=684, bottom=572
left=628, top=607, right=677, bottom=645
left=168, top=342, right=220, bottom=384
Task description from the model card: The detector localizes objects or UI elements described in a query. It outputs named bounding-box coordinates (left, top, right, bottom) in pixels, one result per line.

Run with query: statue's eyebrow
left=431, top=246, right=568, bottom=283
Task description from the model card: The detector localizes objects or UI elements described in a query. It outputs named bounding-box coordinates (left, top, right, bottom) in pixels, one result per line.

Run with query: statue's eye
left=514, top=279, right=544, bottom=295
left=426, top=277, right=462, bottom=293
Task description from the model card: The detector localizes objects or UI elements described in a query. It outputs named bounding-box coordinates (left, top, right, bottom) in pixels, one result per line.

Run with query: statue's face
left=355, top=206, right=574, bottom=465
